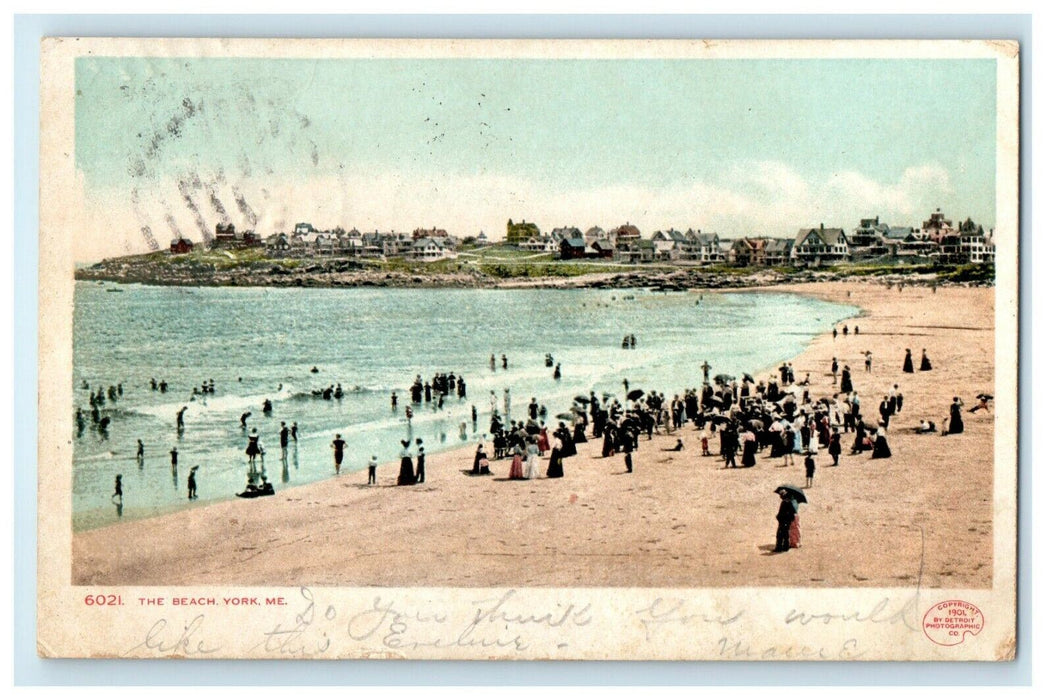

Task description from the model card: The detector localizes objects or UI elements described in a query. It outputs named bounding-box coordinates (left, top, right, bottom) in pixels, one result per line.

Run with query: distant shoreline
left=75, top=248, right=994, bottom=291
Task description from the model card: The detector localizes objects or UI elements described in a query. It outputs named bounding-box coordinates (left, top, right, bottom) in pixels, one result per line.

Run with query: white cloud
left=74, top=161, right=960, bottom=262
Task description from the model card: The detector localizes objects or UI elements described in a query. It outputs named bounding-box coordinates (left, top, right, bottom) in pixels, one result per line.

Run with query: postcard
left=37, top=38, right=1019, bottom=660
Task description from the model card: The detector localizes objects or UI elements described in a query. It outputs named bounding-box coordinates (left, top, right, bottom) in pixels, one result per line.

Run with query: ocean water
left=72, top=281, right=857, bottom=529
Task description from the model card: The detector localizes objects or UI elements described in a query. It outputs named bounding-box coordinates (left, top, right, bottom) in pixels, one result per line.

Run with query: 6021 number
left=84, top=594, right=123, bottom=606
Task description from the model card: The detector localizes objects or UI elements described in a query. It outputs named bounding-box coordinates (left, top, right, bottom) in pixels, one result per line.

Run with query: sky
left=73, top=56, right=997, bottom=261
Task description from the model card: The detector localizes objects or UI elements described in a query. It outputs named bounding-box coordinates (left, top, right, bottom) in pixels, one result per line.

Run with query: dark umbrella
left=574, top=395, right=590, bottom=404
left=976, top=393, right=993, bottom=400
left=702, top=414, right=730, bottom=425
left=714, top=373, right=734, bottom=385
left=626, top=389, right=644, bottom=401
left=775, top=484, right=808, bottom=504
left=742, top=373, right=755, bottom=383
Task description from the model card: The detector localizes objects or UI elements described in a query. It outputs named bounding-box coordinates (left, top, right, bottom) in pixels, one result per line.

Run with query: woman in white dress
left=524, top=439, right=540, bottom=479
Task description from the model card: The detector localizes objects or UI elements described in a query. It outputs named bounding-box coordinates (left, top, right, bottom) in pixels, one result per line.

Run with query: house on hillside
left=412, top=237, right=454, bottom=261
left=883, top=226, right=934, bottom=257
left=265, top=233, right=290, bottom=253
left=559, top=235, right=588, bottom=260
left=377, top=231, right=414, bottom=257
left=764, top=239, right=794, bottom=267
left=591, top=239, right=615, bottom=259
left=849, top=216, right=890, bottom=247
left=956, top=219, right=995, bottom=264
left=731, top=238, right=766, bottom=266
left=551, top=226, right=582, bottom=242
left=610, top=223, right=642, bottom=248
left=583, top=226, right=607, bottom=246
left=211, top=222, right=262, bottom=249
left=314, top=232, right=338, bottom=255
left=651, top=229, right=687, bottom=261
left=620, top=239, right=655, bottom=263
left=693, top=232, right=724, bottom=263
left=717, top=239, right=736, bottom=264
left=214, top=222, right=237, bottom=246
left=936, top=218, right=994, bottom=265
left=921, top=209, right=955, bottom=243
left=849, top=216, right=891, bottom=259
left=506, top=219, right=540, bottom=246
left=170, top=237, right=194, bottom=254
left=791, top=225, right=850, bottom=265
left=523, top=235, right=559, bottom=252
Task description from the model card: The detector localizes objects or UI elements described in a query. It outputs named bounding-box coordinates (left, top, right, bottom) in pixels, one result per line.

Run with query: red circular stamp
left=923, top=600, right=985, bottom=646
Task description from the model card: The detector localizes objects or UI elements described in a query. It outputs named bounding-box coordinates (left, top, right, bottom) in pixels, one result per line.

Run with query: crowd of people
left=84, top=322, right=986, bottom=560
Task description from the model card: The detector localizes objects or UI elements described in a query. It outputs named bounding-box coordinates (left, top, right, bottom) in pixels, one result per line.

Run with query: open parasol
left=626, top=389, right=644, bottom=401
left=775, top=484, right=807, bottom=504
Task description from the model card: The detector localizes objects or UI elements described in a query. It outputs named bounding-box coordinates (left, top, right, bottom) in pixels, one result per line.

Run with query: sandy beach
left=71, top=281, right=995, bottom=589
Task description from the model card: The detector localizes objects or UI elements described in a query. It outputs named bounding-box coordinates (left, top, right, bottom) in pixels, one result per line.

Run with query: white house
left=691, top=231, right=724, bottom=263
left=411, top=237, right=455, bottom=261
left=791, top=225, right=850, bottom=265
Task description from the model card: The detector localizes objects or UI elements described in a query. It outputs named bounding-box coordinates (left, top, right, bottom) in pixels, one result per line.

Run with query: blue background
left=13, top=13, right=1032, bottom=686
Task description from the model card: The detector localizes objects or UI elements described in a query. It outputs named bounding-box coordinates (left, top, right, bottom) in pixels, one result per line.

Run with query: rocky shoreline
left=75, top=253, right=992, bottom=291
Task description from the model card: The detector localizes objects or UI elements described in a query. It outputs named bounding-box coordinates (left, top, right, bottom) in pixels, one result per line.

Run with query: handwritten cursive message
left=124, top=614, right=222, bottom=657
left=247, top=587, right=593, bottom=657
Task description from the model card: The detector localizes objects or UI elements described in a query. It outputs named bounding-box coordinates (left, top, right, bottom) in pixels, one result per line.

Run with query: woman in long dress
left=572, top=417, right=587, bottom=444
left=546, top=444, right=564, bottom=478
left=556, top=423, right=576, bottom=456
left=817, top=415, right=830, bottom=447
left=524, top=441, right=540, bottom=479
left=472, top=443, right=491, bottom=475
left=840, top=366, right=853, bottom=394
left=537, top=424, right=551, bottom=455
left=903, top=348, right=914, bottom=373
left=769, top=423, right=785, bottom=458
left=919, top=349, right=932, bottom=371
left=872, top=425, right=892, bottom=459
left=740, top=430, right=757, bottom=467
left=947, top=397, right=964, bottom=434
left=851, top=422, right=871, bottom=453
left=788, top=499, right=803, bottom=549
left=828, top=430, right=842, bottom=465
left=508, top=445, right=524, bottom=479
left=397, top=440, right=417, bottom=485
left=792, top=417, right=804, bottom=454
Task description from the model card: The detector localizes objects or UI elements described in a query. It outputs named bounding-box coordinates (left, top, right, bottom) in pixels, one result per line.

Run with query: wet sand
left=72, top=281, right=995, bottom=588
